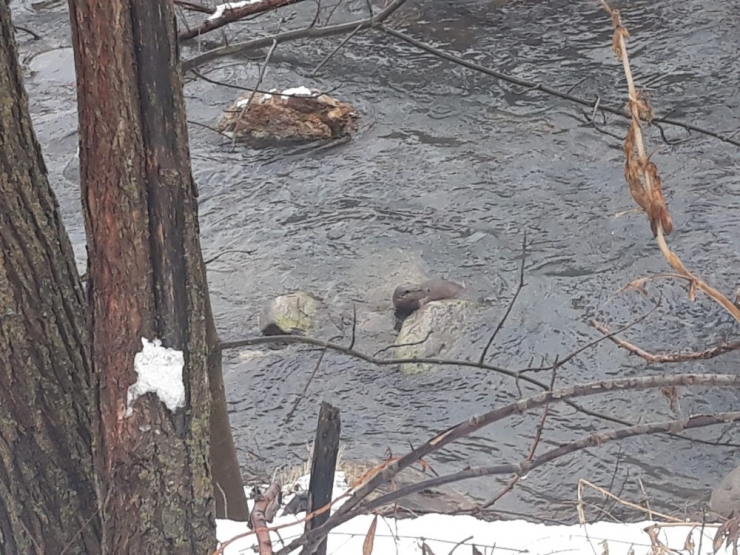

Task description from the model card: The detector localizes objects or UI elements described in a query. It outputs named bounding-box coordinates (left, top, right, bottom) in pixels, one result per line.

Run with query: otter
left=392, top=278, right=465, bottom=315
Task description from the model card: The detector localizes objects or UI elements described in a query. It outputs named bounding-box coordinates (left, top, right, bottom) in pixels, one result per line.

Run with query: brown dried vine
left=601, top=1, right=740, bottom=323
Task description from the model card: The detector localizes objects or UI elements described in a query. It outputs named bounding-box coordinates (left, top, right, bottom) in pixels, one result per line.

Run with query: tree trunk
left=67, top=0, right=237, bottom=549
left=0, top=3, right=101, bottom=553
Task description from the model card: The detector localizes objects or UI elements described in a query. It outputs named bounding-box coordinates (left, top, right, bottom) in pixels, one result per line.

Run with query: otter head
left=392, top=284, right=432, bottom=312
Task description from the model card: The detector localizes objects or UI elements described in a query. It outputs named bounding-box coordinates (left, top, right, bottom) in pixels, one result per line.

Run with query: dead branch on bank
left=267, top=392, right=740, bottom=555
left=250, top=482, right=282, bottom=555
left=214, top=385, right=740, bottom=553
left=180, top=0, right=307, bottom=41
left=576, top=479, right=691, bottom=524
left=591, top=320, right=740, bottom=363
left=182, top=0, right=407, bottom=71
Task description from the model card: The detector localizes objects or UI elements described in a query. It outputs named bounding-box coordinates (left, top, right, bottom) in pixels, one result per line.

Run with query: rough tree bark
left=67, top=0, right=245, bottom=550
left=0, top=3, right=101, bottom=553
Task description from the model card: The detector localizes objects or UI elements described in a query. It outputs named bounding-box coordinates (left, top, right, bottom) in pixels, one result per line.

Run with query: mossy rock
left=259, top=292, right=321, bottom=336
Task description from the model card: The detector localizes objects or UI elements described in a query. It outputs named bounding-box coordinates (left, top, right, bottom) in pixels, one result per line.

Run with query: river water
left=12, top=0, right=740, bottom=522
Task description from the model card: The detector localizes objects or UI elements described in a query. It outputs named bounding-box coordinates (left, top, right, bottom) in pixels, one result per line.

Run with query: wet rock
left=394, top=299, right=475, bottom=374
left=216, top=86, right=358, bottom=144
left=711, top=465, right=740, bottom=517
left=259, top=292, right=321, bottom=336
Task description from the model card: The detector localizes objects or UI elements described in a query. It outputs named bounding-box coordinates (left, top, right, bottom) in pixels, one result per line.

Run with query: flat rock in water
left=711, top=465, right=740, bottom=517
left=394, top=299, right=475, bottom=374
left=259, top=292, right=321, bottom=336
left=217, top=87, right=358, bottom=144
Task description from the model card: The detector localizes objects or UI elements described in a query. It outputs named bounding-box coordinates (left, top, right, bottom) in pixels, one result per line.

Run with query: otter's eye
left=402, top=289, right=411, bottom=296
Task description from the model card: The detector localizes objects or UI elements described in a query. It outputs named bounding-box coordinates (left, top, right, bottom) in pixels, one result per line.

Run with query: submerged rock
left=259, top=292, right=321, bottom=336
left=217, top=86, right=359, bottom=143
left=711, top=465, right=740, bottom=517
left=394, top=299, right=475, bottom=374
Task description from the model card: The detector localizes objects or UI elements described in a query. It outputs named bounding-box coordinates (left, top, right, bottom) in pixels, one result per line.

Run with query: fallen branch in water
left=591, top=319, right=740, bottom=363
left=175, top=0, right=215, bottom=14
left=182, top=0, right=407, bottom=70
left=601, top=1, right=740, bottom=325
left=379, top=25, right=740, bottom=149
left=180, top=0, right=307, bottom=41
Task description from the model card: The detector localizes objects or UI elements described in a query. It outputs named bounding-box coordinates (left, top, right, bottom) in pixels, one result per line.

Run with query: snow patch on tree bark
left=126, top=338, right=186, bottom=416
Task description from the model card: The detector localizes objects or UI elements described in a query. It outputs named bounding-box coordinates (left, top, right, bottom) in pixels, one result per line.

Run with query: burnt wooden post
left=303, top=402, right=341, bottom=555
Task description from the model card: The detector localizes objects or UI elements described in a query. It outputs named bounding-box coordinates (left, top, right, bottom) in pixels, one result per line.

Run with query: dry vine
left=601, top=1, right=740, bottom=324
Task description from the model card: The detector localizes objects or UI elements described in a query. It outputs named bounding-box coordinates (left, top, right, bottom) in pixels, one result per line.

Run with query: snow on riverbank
left=216, top=472, right=727, bottom=555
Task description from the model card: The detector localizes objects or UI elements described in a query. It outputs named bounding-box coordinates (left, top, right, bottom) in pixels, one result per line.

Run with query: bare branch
left=276, top=407, right=740, bottom=554
left=480, top=367, right=555, bottom=509
left=180, top=0, right=307, bottom=41
left=182, top=0, right=407, bottom=71
left=355, top=411, right=740, bottom=519
left=379, top=25, right=740, bottom=149
left=175, top=0, right=215, bottom=14
left=478, top=233, right=528, bottom=364
left=592, top=319, right=740, bottom=362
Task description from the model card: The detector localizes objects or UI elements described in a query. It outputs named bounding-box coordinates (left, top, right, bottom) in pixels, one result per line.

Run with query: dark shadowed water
left=12, top=0, right=740, bottom=522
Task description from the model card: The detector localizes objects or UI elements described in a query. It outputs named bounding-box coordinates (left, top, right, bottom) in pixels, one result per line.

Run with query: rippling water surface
left=14, top=0, right=740, bottom=522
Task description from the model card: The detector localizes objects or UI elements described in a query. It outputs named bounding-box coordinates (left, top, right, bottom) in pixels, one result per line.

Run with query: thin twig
left=311, top=24, right=363, bottom=75
left=478, top=233, right=527, bottom=364
left=182, top=0, right=407, bottom=71
left=373, top=331, right=432, bottom=357
left=231, top=38, right=278, bottom=148
left=518, top=301, right=659, bottom=373
left=284, top=348, right=327, bottom=424
left=591, top=320, right=740, bottom=363
left=479, top=366, right=556, bottom=509
left=379, top=25, right=740, bottom=149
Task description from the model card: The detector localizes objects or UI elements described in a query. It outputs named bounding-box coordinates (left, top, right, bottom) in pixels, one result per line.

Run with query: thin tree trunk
left=68, top=0, right=221, bottom=550
left=206, top=293, right=251, bottom=521
left=0, top=3, right=101, bottom=553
